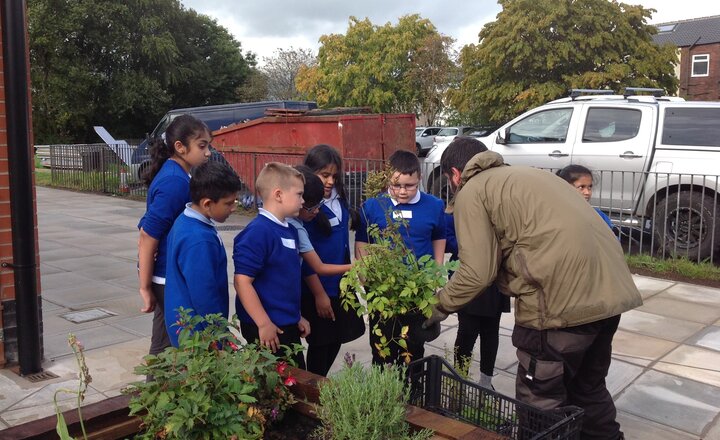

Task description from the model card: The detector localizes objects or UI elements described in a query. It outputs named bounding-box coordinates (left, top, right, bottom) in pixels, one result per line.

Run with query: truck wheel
left=652, top=190, right=720, bottom=260
left=416, top=143, right=423, bottom=156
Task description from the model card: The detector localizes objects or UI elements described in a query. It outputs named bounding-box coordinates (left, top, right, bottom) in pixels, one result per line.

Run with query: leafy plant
left=54, top=334, right=91, bottom=440
left=316, top=358, right=433, bottom=440
left=125, top=309, right=301, bottom=440
left=340, top=167, right=457, bottom=361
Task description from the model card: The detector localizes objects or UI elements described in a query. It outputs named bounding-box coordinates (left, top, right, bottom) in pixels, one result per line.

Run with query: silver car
left=415, top=126, right=442, bottom=156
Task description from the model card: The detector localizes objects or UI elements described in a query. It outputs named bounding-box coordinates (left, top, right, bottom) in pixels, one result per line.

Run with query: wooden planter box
left=0, top=367, right=503, bottom=440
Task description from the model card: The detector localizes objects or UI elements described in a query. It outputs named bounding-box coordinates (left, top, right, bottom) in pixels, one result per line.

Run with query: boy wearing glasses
left=355, top=149, right=446, bottom=365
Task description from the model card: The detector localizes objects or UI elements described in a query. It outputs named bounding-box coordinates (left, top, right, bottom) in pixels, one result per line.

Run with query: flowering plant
left=125, top=309, right=301, bottom=440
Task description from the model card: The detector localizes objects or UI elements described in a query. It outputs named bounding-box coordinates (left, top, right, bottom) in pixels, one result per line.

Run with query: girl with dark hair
left=301, top=145, right=365, bottom=376
left=556, top=165, right=614, bottom=230
left=137, top=114, right=212, bottom=358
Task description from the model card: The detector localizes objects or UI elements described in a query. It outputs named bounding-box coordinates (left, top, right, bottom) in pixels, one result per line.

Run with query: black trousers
left=306, top=343, right=341, bottom=376
left=149, top=283, right=171, bottom=355
left=369, top=314, right=425, bottom=366
left=513, top=315, right=622, bottom=440
left=240, top=322, right=306, bottom=370
left=453, top=313, right=501, bottom=376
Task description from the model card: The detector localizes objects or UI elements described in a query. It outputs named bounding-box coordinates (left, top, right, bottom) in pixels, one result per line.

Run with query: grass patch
left=34, top=167, right=52, bottom=186
left=626, top=253, right=720, bottom=281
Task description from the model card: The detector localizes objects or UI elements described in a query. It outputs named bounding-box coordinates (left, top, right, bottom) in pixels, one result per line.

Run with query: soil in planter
left=264, top=410, right=324, bottom=440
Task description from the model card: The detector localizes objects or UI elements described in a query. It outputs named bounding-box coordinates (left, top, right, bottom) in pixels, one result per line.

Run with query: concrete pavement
left=0, top=186, right=719, bottom=438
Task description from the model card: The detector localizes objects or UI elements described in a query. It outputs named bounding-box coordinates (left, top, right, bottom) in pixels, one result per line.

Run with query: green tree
left=261, top=47, right=316, bottom=101
left=29, top=0, right=254, bottom=143
left=450, top=0, right=679, bottom=123
left=296, top=15, right=455, bottom=121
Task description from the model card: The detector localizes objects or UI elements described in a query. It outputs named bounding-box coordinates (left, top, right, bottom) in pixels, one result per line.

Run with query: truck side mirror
left=496, top=128, right=508, bottom=145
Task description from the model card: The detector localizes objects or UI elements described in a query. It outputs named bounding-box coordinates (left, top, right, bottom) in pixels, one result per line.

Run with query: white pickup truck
left=423, top=88, right=720, bottom=259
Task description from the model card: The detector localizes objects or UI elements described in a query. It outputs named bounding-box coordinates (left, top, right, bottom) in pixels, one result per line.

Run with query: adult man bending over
left=423, top=136, right=642, bottom=440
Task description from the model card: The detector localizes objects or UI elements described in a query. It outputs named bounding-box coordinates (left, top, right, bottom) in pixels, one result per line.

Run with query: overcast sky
left=180, top=0, right=720, bottom=64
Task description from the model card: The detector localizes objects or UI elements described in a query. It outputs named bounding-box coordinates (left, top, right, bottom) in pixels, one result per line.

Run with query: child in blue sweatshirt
left=137, top=115, right=211, bottom=356
left=164, top=160, right=243, bottom=347
left=233, top=163, right=310, bottom=368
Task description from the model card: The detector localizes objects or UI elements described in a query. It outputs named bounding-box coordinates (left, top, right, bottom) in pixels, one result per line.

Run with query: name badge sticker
left=329, top=217, right=340, bottom=227
left=281, top=238, right=296, bottom=249
left=393, top=210, right=413, bottom=219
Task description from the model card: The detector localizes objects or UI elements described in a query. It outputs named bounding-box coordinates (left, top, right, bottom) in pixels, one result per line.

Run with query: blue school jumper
left=233, top=213, right=301, bottom=326
left=137, top=160, right=191, bottom=281
left=164, top=206, right=229, bottom=347
left=302, top=201, right=350, bottom=298
left=356, top=192, right=446, bottom=259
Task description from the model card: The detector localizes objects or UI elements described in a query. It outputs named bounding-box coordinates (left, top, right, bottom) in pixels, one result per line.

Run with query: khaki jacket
left=438, top=151, right=642, bottom=330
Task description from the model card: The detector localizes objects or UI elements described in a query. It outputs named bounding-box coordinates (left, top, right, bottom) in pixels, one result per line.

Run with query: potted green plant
left=124, top=309, right=303, bottom=440
left=340, top=167, right=457, bottom=363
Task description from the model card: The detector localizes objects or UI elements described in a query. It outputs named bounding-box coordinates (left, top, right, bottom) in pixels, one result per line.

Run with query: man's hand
left=422, top=304, right=449, bottom=329
left=298, top=317, right=311, bottom=338
left=315, top=293, right=336, bottom=321
left=258, top=322, right=283, bottom=352
left=139, top=287, right=156, bottom=313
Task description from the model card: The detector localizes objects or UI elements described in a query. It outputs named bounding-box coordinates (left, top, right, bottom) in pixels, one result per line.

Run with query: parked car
left=130, top=100, right=317, bottom=179
left=432, top=126, right=478, bottom=145
left=415, top=126, right=442, bottom=156
left=423, top=88, right=720, bottom=259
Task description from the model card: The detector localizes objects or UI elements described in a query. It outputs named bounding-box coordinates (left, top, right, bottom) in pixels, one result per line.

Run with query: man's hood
left=446, top=151, right=506, bottom=214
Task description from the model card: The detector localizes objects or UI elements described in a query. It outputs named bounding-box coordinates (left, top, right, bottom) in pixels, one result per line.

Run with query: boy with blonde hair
left=233, top=162, right=310, bottom=368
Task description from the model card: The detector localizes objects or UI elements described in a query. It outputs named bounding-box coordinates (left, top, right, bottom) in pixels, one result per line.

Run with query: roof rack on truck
left=569, top=89, right=615, bottom=99
left=623, top=87, right=666, bottom=98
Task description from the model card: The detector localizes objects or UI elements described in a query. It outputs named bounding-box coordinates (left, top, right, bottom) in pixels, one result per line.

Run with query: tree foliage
left=450, top=0, right=679, bottom=123
left=296, top=15, right=455, bottom=124
left=261, top=48, right=316, bottom=101
left=29, top=0, right=255, bottom=143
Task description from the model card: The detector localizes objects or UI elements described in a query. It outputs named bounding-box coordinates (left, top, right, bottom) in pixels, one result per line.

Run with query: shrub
left=125, top=310, right=301, bottom=440
left=316, top=360, right=432, bottom=440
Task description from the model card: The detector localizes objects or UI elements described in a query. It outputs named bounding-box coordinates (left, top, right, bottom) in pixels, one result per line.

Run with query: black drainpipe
left=1, top=0, right=42, bottom=374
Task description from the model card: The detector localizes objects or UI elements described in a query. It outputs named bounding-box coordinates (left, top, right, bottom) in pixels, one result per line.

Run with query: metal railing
left=41, top=144, right=720, bottom=262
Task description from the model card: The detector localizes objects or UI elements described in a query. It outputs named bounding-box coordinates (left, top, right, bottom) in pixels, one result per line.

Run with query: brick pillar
left=0, top=9, right=41, bottom=369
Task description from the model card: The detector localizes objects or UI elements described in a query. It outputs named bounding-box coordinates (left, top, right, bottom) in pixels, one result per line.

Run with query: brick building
left=0, top=11, right=42, bottom=368
left=653, top=15, right=720, bottom=100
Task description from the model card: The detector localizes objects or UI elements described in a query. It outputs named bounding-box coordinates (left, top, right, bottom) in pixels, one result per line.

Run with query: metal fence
left=41, top=143, right=720, bottom=262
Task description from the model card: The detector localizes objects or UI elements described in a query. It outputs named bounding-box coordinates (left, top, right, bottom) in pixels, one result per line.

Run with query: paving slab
left=41, top=271, right=99, bottom=292
left=39, top=246, right=98, bottom=262
left=686, top=326, right=720, bottom=353
left=615, top=369, right=720, bottom=435
left=618, top=309, right=705, bottom=342
left=108, top=314, right=153, bottom=338
left=616, top=411, right=697, bottom=440
left=704, top=420, right=720, bottom=440
left=630, top=275, right=675, bottom=299
left=66, top=338, right=148, bottom=393
left=43, top=326, right=138, bottom=360
left=637, top=294, right=720, bottom=324
left=607, top=359, right=644, bottom=397
left=41, top=313, right=105, bottom=338
left=42, top=281, right=132, bottom=309
left=654, top=345, right=720, bottom=388
left=38, top=263, right=65, bottom=276
left=44, top=255, right=126, bottom=272
left=0, top=392, right=108, bottom=427
left=663, top=283, right=720, bottom=307
left=611, top=329, right=678, bottom=366
left=74, top=261, right=137, bottom=282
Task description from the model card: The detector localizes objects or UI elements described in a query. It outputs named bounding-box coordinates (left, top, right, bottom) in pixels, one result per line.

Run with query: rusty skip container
left=213, top=112, right=415, bottom=203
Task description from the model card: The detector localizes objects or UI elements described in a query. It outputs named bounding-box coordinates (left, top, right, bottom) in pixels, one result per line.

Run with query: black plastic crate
left=407, top=355, right=583, bottom=439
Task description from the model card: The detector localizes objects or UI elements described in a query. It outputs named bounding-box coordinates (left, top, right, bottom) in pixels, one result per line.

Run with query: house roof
left=652, top=15, right=720, bottom=47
